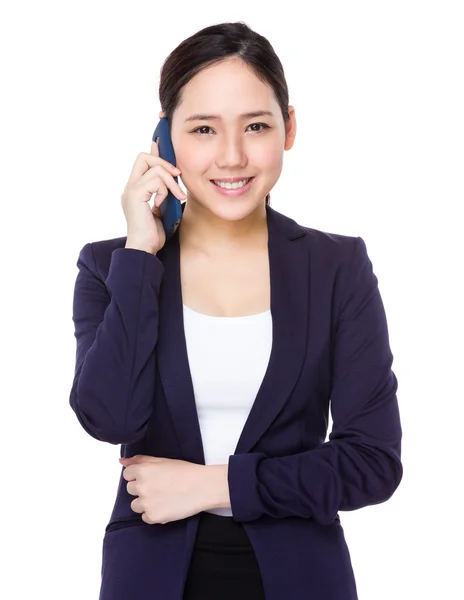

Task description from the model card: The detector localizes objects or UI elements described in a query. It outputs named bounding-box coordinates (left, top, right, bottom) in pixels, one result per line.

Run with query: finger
left=122, top=466, right=136, bottom=481
left=137, top=167, right=187, bottom=205
left=152, top=186, right=169, bottom=209
left=127, top=153, right=181, bottom=187
left=131, top=498, right=144, bottom=514
left=142, top=512, right=157, bottom=524
left=127, top=153, right=176, bottom=184
left=120, top=454, right=147, bottom=464
left=138, top=165, right=186, bottom=201
left=126, top=481, right=138, bottom=496
left=151, top=139, right=181, bottom=175
left=121, top=454, right=142, bottom=461
left=150, top=140, right=159, bottom=157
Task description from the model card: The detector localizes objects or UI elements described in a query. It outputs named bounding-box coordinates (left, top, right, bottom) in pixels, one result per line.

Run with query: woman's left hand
left=120, top=455, right=212, bottom=524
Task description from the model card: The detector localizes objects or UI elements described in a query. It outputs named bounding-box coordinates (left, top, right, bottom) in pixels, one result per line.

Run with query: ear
left=284, top=105, right=297, bottom=151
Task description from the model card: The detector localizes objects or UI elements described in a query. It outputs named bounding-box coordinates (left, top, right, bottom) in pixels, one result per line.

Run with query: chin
left=209, top=198, right=265, bottom=220
left=187, top=188, right=262, bottom=215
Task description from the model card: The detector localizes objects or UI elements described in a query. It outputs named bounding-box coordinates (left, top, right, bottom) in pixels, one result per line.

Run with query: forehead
left=176, top=58, right=277, bottom=115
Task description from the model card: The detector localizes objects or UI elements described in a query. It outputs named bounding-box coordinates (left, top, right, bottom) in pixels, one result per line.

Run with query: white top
left=182, top=303, right=273, bottom=517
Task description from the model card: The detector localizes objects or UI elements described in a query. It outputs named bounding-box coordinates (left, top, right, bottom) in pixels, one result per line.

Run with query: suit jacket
left=69, top=202, right=402, bottom=600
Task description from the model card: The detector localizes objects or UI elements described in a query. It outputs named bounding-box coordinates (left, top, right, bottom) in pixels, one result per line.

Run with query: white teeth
left=213, top=178, right=251, bottom=189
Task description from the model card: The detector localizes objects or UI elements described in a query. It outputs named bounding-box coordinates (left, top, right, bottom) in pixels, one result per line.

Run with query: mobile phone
left=152, top=117, right=183, bottom=240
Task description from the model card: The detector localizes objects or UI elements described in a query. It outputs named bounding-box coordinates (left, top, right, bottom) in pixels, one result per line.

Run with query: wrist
left=125, top=243, right=157, bottom=254
left=203, top=464, right=231, bottom=510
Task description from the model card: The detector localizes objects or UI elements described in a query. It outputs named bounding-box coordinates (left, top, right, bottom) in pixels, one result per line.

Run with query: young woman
left=70, top=21, right=403, bottom=600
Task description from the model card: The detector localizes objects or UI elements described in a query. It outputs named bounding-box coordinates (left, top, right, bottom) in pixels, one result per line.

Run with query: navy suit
left=70, top=203, right=402, bottom=599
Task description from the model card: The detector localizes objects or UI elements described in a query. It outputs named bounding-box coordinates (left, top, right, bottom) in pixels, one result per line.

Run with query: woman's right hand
left=122, top=140, right=187, bottom=254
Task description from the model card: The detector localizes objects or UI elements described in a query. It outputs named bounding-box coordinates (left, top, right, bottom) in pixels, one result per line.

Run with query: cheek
left=253, top=146, right=283, bottom=171
left=175, top=147, right=211, bottom=173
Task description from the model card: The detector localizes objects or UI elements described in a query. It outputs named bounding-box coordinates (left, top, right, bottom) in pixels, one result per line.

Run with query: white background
left=1, top=1, right=463, bottom=598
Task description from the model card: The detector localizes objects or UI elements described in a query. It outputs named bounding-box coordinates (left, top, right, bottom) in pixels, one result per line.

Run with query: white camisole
left=182, top=303, right=273, bottom=517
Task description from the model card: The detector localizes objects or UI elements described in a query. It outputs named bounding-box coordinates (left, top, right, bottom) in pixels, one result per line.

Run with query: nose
left=215, top=131, right=248, bottom=170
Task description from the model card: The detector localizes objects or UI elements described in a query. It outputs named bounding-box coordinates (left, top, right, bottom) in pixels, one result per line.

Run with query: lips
left=209, top=176, right=255, bottom=196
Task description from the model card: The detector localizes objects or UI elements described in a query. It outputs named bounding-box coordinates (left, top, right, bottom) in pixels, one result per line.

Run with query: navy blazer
left=70, top=203, right=402, bottom=600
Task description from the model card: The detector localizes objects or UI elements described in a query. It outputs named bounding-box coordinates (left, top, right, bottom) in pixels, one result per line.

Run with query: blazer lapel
left=156, top=203, right=309, bottom=464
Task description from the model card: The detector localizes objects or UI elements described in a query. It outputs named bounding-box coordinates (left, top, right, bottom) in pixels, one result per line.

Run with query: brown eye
left=247, top=123, right=270, bottom=133
left=192, top=126, right=214, bottom=135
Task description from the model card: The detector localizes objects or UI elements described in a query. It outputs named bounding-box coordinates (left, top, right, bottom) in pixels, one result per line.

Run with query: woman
left=70, top=21, right=403, bottom=600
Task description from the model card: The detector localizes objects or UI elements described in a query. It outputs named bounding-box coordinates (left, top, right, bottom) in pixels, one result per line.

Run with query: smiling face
left=166, top=57, right=296, bottom=221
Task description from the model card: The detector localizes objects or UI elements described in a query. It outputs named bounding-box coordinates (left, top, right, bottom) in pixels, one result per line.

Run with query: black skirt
left=183, top=511, right=266, bottom=599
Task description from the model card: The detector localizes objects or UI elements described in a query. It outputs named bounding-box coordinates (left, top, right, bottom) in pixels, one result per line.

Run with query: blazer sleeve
left=69, top=243, right=164, bottom=445
left=227, top=236, right=403, bottom=525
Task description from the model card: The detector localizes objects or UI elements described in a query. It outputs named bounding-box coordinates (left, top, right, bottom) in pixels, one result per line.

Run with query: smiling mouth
left=211, top=177, right=254, bottom=188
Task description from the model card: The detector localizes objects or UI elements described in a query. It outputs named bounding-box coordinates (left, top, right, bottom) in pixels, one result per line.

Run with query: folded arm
left=227, top=237, right=403, bottom=525
left=69, top=244, right=164, bottom=444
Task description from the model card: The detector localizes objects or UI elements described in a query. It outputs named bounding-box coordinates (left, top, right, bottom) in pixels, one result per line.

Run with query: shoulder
left=301, top=224, right=358, bottom=251
left=269, top=205, right=365, bottom=273
left=296, top=220, right=362, bottom=271
left=294, top=221, right=375, bottom=313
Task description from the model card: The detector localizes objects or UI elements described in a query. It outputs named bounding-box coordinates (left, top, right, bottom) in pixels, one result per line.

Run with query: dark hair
left=159, top=22, right=291, bottom=207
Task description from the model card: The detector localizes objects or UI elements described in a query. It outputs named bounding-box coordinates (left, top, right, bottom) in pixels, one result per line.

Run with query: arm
left=202, top=465, right=231, bottom=510
left=227, top=237, right=403, bottom=525
left=69, top=244, right=164, bottom=444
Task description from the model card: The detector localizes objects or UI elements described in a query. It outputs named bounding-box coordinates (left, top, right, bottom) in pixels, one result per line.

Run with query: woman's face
left=166, top=57, right=296, bottom=221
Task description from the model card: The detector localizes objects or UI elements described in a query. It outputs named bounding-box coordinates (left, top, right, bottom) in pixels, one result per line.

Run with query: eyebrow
left=184, top=110, right=275, bottom=122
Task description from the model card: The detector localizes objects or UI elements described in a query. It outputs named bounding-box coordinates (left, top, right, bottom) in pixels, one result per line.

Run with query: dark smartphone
left=152, top=117, right=183, bottom=239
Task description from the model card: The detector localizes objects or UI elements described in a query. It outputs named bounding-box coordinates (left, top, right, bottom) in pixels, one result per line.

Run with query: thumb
left=150, top=138, right=159, bottom=157
left=119, top=455, right=142, bottom=464
left=119, top=455, right=161, bottom=464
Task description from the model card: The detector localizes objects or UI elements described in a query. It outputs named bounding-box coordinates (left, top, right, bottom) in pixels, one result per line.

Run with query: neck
left=178, top=199, right=268, bottom=257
